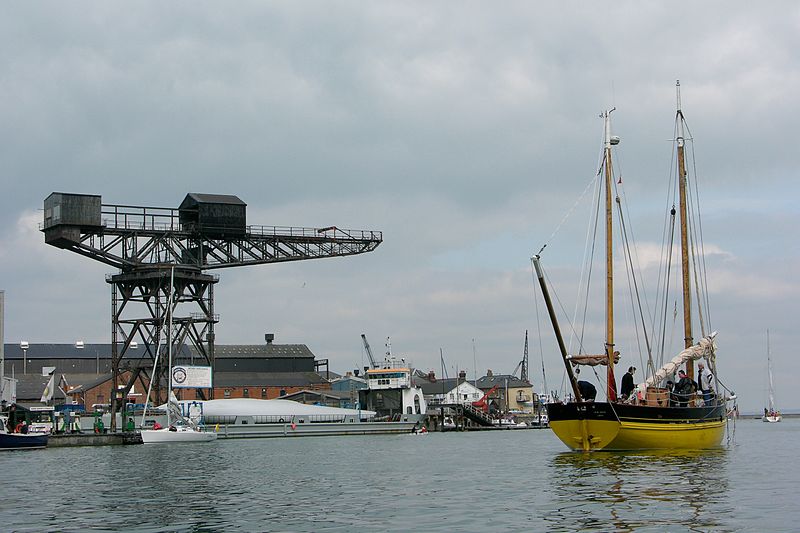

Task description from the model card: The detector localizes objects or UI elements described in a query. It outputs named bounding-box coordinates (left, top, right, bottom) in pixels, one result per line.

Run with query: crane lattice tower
left=42, top=192, right=382, bottom=429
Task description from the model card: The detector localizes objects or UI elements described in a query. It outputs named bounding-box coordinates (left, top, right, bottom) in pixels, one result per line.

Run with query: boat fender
left=291, top=422, right=297, bottom=430
left=278, top=418, right=285, bottom=423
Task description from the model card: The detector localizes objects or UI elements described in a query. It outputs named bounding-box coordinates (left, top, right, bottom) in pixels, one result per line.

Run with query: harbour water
left=1, top=419, right=796, bottom=532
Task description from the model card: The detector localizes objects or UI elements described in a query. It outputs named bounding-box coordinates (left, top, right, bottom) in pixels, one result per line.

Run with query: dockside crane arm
left=361, top=334, right=378, bottom=369
left=472, top=384, right=500, bottom=413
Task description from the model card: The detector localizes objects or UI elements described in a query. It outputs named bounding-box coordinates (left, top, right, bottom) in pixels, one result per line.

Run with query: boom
left=361, top=334, right=378, bottom=369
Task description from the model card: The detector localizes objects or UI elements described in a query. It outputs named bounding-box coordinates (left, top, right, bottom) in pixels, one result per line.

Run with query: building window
left=261, top=388, right=267, bottom=399
left=224, top=389, right=231, bottom=398
left=243, top=388, right=249, bottom=398
left=279, top=389, right=286, bottom=397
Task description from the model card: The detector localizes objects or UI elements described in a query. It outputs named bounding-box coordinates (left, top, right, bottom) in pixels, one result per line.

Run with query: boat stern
left=547, top=402, right=620, bottom=451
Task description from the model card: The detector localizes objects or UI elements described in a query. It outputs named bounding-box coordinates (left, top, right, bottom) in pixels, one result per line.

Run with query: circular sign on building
left=170, top=365, right=213, bottom=389
left=172, top=367, right=188, bottom=386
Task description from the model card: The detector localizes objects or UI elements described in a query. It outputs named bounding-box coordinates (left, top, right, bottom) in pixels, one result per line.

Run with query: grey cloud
left=1, top=1, right=798, bottom=413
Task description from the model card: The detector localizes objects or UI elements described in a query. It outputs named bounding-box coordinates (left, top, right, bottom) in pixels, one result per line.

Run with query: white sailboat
left=141, top=267, right=217, bottom=443
left=762, top=330, right=781, bottom=423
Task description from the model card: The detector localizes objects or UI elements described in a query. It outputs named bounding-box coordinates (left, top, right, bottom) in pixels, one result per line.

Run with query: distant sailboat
left=762, top=330, right=781, bottom=423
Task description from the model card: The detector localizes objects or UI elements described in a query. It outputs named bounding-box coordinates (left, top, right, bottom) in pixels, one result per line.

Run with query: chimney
left=458, top=370, right=467, bottom=383
left=427, top=370, right=436, bottom=383
left=265, top=333, right=274, bottom=344
left=486, top=369, right=493, bottom=377
left=354, top=369, right=360, bottom=377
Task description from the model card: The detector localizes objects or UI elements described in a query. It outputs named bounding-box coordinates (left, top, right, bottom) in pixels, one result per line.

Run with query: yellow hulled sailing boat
left=533, top=82, right=729, bottom=451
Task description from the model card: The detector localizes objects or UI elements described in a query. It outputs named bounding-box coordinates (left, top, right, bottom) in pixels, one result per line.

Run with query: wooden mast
left=676, top=80, right=695, bottom=380
left=532, top=256, right=582, bottom=401
left=603, top=109, right=618, bottom=402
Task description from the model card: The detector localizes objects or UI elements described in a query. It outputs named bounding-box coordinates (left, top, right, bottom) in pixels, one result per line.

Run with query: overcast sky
left=1, top=2, right=798, bottom=413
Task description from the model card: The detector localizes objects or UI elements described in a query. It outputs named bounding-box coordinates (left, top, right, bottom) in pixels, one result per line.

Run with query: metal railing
left=98, top=204, right=382, bottom=242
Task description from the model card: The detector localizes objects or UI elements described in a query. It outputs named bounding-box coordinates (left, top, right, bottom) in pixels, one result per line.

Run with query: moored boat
left=0, top=415, right=48, bottom=450
left=140, top=423, right=218, bottom=443
left=140, top=267, right=217, bottom=444
left=533, top=82, right=729, bottom=451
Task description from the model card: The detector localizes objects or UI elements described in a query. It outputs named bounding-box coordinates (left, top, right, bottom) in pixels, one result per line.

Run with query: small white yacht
left=140, top=421, right=218, bottom=444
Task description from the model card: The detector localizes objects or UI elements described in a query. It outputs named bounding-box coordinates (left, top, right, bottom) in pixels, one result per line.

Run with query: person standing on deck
left=620, top=367, right=636, bottom=400
left=697, top=363, right=714, bottom=405
left=675, top=370, right=695, bottom=407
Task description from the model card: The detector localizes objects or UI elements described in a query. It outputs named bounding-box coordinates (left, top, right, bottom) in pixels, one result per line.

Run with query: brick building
left=3, top=334, right=332, bottom=407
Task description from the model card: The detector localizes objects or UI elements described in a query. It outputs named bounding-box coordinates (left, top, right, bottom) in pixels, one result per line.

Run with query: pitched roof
left=476, top=374, right=531, bottom=389
left=207, top=344, right=315, bottom=359
left=2, top=343, right=191, bottom=360
left=182, top=193, right=246, bottom=206
left=3, top=343, right=313, bottom=360
left=413, top=376, right=460, bottom=396
left=64, top=374, right=114, bottom=394
left=10, top=374, right=52, bottom=401
left=7, top=373, right=123, bottom=399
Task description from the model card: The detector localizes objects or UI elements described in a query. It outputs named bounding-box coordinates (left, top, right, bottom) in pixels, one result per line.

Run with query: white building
left=444, top=381, right=483, bottom=405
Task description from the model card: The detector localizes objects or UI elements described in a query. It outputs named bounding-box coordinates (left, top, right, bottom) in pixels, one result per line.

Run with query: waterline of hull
left=548, top=402, right=727, bottom=451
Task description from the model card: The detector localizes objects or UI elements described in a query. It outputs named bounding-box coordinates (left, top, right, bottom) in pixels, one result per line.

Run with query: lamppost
left=20, top=341, right=29, bottom=374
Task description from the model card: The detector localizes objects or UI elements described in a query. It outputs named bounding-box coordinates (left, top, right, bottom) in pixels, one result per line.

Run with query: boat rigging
left=533, top=81, right=731, bottom=451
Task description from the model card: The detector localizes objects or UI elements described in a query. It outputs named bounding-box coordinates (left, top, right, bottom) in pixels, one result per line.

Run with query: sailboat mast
left=532, top=256, right=582, bottom=401
left=167, top=266, right=175, bottom=427
left=767, top=329, right=775, bottom=412
left=603, top=109, right=618, bottom=402
left=676, top=80, right=695, bottom=380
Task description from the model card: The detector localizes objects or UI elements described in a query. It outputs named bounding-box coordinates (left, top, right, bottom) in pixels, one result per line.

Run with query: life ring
left=278, top=418, right=285, bottom=423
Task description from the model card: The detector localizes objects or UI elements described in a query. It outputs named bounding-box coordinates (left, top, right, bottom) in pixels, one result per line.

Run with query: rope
left=651, top=115, right=682, bottom=369
left=543, top=267, right=589, bottom=357
left=532, top=281, right=550, bottom=402
left=686, top=171, right=708, bottom=338
left=574, top=175, right=602, bottom=356
left=685, top=122, right=714, bottom=331
left=535, top=172, right=601, bottom=257
left=615, top=183, right=654, bottom=372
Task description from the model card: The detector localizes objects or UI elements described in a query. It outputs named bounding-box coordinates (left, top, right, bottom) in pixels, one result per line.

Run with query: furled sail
left=567, top=352, right=620, bottom=366
left=630, top=333, right=717, bottom=401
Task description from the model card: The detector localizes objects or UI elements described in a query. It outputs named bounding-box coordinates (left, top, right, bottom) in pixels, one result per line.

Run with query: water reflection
left=544, top=449, right=733, bottom=532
